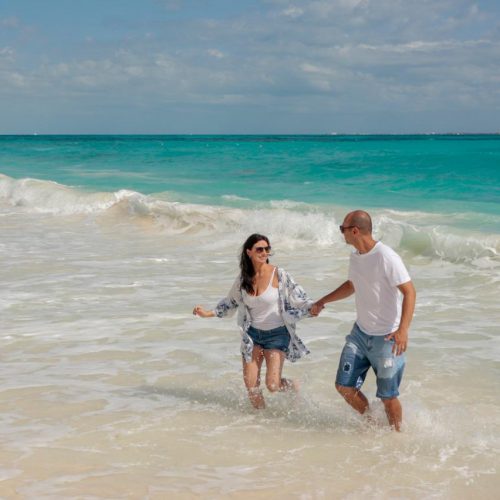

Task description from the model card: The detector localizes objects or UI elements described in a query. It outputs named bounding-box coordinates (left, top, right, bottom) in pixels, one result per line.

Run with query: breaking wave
left=1, top=173, right=498, bottom=265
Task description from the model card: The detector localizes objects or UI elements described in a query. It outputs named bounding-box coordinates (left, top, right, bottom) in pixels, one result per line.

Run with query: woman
left=193, top=233, right=313, bottom=409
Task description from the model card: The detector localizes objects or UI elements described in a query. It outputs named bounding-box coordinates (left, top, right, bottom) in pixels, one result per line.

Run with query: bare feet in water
left=280, top=377, right=299, bottom=392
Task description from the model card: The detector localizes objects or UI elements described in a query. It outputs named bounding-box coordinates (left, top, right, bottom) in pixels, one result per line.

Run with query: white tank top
left=242, top=268, right=284, bottom=330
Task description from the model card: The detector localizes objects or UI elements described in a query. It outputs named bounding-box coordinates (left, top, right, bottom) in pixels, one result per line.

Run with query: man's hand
left=385, top=327, right=408, bottom=356
left=310, top=301, right=325, bottom=316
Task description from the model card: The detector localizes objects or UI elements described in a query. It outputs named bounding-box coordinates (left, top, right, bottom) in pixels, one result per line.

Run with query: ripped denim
left=335, top=323, right=405, bottom=399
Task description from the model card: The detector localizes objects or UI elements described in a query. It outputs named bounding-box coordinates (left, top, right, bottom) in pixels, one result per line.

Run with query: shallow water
left=0, top=203, right=499, bottom=498
left=0, top=135, right=499, bottom=498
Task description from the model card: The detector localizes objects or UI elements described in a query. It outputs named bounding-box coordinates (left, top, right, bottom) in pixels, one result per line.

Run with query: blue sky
left=1, top=0, right=499, bottom=134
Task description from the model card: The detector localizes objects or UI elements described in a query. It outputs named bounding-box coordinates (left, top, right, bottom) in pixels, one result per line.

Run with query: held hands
left=192, top=305, right=214, bottom=318
left=310, top=301, right=325, bottom=316
left=385, top=327, right=408, bottom=356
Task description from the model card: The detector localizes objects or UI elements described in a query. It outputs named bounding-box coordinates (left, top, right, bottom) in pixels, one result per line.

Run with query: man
left=311, top=210, right=416, bottom=431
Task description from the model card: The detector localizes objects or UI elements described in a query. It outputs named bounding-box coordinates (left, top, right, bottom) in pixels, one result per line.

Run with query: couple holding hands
left=193, top=210, right=416, bottom=431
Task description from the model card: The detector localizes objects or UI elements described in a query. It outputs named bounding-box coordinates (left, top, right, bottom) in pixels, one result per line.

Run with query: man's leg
left=335, top=325, right=370, bottom=415
left=382, top=397, right=402, bottom=431
left=372, top=335, right=406, bottom=430
left=335, top=384, right=369, bottom=414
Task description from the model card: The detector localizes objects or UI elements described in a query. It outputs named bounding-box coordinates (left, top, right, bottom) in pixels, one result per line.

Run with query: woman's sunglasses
left=254, top=246, right=272, bottom=254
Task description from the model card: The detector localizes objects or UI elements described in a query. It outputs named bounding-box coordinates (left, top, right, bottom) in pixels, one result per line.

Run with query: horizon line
left=1, top=132, right=499, bottom=137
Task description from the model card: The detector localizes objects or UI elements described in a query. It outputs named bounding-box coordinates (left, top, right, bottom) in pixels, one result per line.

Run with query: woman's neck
left=253, top=262, right=267, bottom=276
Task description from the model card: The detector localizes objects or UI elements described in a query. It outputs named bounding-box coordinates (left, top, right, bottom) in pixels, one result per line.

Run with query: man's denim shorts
left=335, top=323, right=406, bottom=399
left=247, top=325, right=290, bottom=352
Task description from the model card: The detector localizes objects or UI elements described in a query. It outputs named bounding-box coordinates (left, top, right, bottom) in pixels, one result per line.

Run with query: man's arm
left=385, top=280, right=416, bottom=355
left=311, top=280, right=355, bottom=316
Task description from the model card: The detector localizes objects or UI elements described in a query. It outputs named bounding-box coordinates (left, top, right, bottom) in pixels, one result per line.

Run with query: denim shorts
left=335, top=323, right=406, bottom=399
left=247, top=325, right=290, bottom=352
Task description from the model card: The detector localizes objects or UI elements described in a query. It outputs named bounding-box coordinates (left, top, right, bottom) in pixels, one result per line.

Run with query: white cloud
left=207, top=49, right=225, bottom=58
left=282, top=7, right=304, bottom=18
left=0, top=0, right=498, bottom=132
left=0, top=16, right=20, bottom=28
left=159, top=0, right=183, bottom=11
left=0, top=47, right=15, bottom=59
left=3, top=71, right=27, bottom=88
left=357, top=38, right=491, bottom=54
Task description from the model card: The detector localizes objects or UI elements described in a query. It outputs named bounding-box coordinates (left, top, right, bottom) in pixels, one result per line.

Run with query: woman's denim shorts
left=247, top=325, right=290, bottom=352
left=335, top=322, right=406, bottom=399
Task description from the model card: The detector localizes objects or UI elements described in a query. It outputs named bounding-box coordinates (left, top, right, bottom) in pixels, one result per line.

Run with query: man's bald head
left=345, top=210, right=372, bottom=235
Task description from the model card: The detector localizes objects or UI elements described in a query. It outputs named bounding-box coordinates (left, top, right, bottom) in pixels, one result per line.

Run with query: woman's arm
left=193, top=276, right=242, bottom=319
left=280, top=270, right=314, bottom=321
left=192, top=306, right=215, bottom=317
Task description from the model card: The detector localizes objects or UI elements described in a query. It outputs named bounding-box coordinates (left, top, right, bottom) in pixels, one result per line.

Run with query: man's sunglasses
left=339, top=225, right=356, bottom=234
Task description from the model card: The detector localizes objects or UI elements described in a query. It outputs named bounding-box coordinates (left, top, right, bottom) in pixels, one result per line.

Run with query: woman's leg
left=263, top=349, right=296, bottom=393
left=242, top=345, right=265, bottom=409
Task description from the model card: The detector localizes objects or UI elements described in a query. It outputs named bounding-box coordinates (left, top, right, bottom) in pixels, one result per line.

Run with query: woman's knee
left=243, top=374, right=260, bottom=390
left=266, top=377, right=281, bottom=392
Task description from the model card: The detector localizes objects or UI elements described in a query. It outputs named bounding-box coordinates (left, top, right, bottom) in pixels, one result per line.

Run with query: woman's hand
left=193, top=305, right=214, bottom=318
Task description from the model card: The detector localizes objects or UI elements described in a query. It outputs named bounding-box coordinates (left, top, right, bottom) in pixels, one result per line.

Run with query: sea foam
left=1, top=173, right=498, bottom=265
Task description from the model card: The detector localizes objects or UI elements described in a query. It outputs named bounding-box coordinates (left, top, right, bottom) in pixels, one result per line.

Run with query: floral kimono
left=212, top=267, right=313, bottom=363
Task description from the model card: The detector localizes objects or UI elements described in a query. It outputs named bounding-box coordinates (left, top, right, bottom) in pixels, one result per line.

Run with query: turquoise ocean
left=0, top=135, right=499, bottom=498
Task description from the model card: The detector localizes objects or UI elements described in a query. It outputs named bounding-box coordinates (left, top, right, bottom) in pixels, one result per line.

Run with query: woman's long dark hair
left=239, top=233, right=270, bottom=294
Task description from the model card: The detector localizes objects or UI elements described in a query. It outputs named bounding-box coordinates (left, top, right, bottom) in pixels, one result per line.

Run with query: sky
left=0, top=0, right=499, bottom=134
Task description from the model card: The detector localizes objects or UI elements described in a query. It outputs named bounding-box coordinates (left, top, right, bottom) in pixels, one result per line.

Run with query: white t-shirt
left=348, top=241, right=411, bottom=335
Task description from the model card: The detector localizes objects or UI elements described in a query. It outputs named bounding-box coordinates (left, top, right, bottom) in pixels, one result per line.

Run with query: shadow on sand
left=132, top=384, right=377, bottom=433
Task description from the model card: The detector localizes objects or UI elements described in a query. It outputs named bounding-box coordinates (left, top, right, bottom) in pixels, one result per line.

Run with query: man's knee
left=336, top=383, right=355, bottom=397
left=381, top=396, right=399, bottom=406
